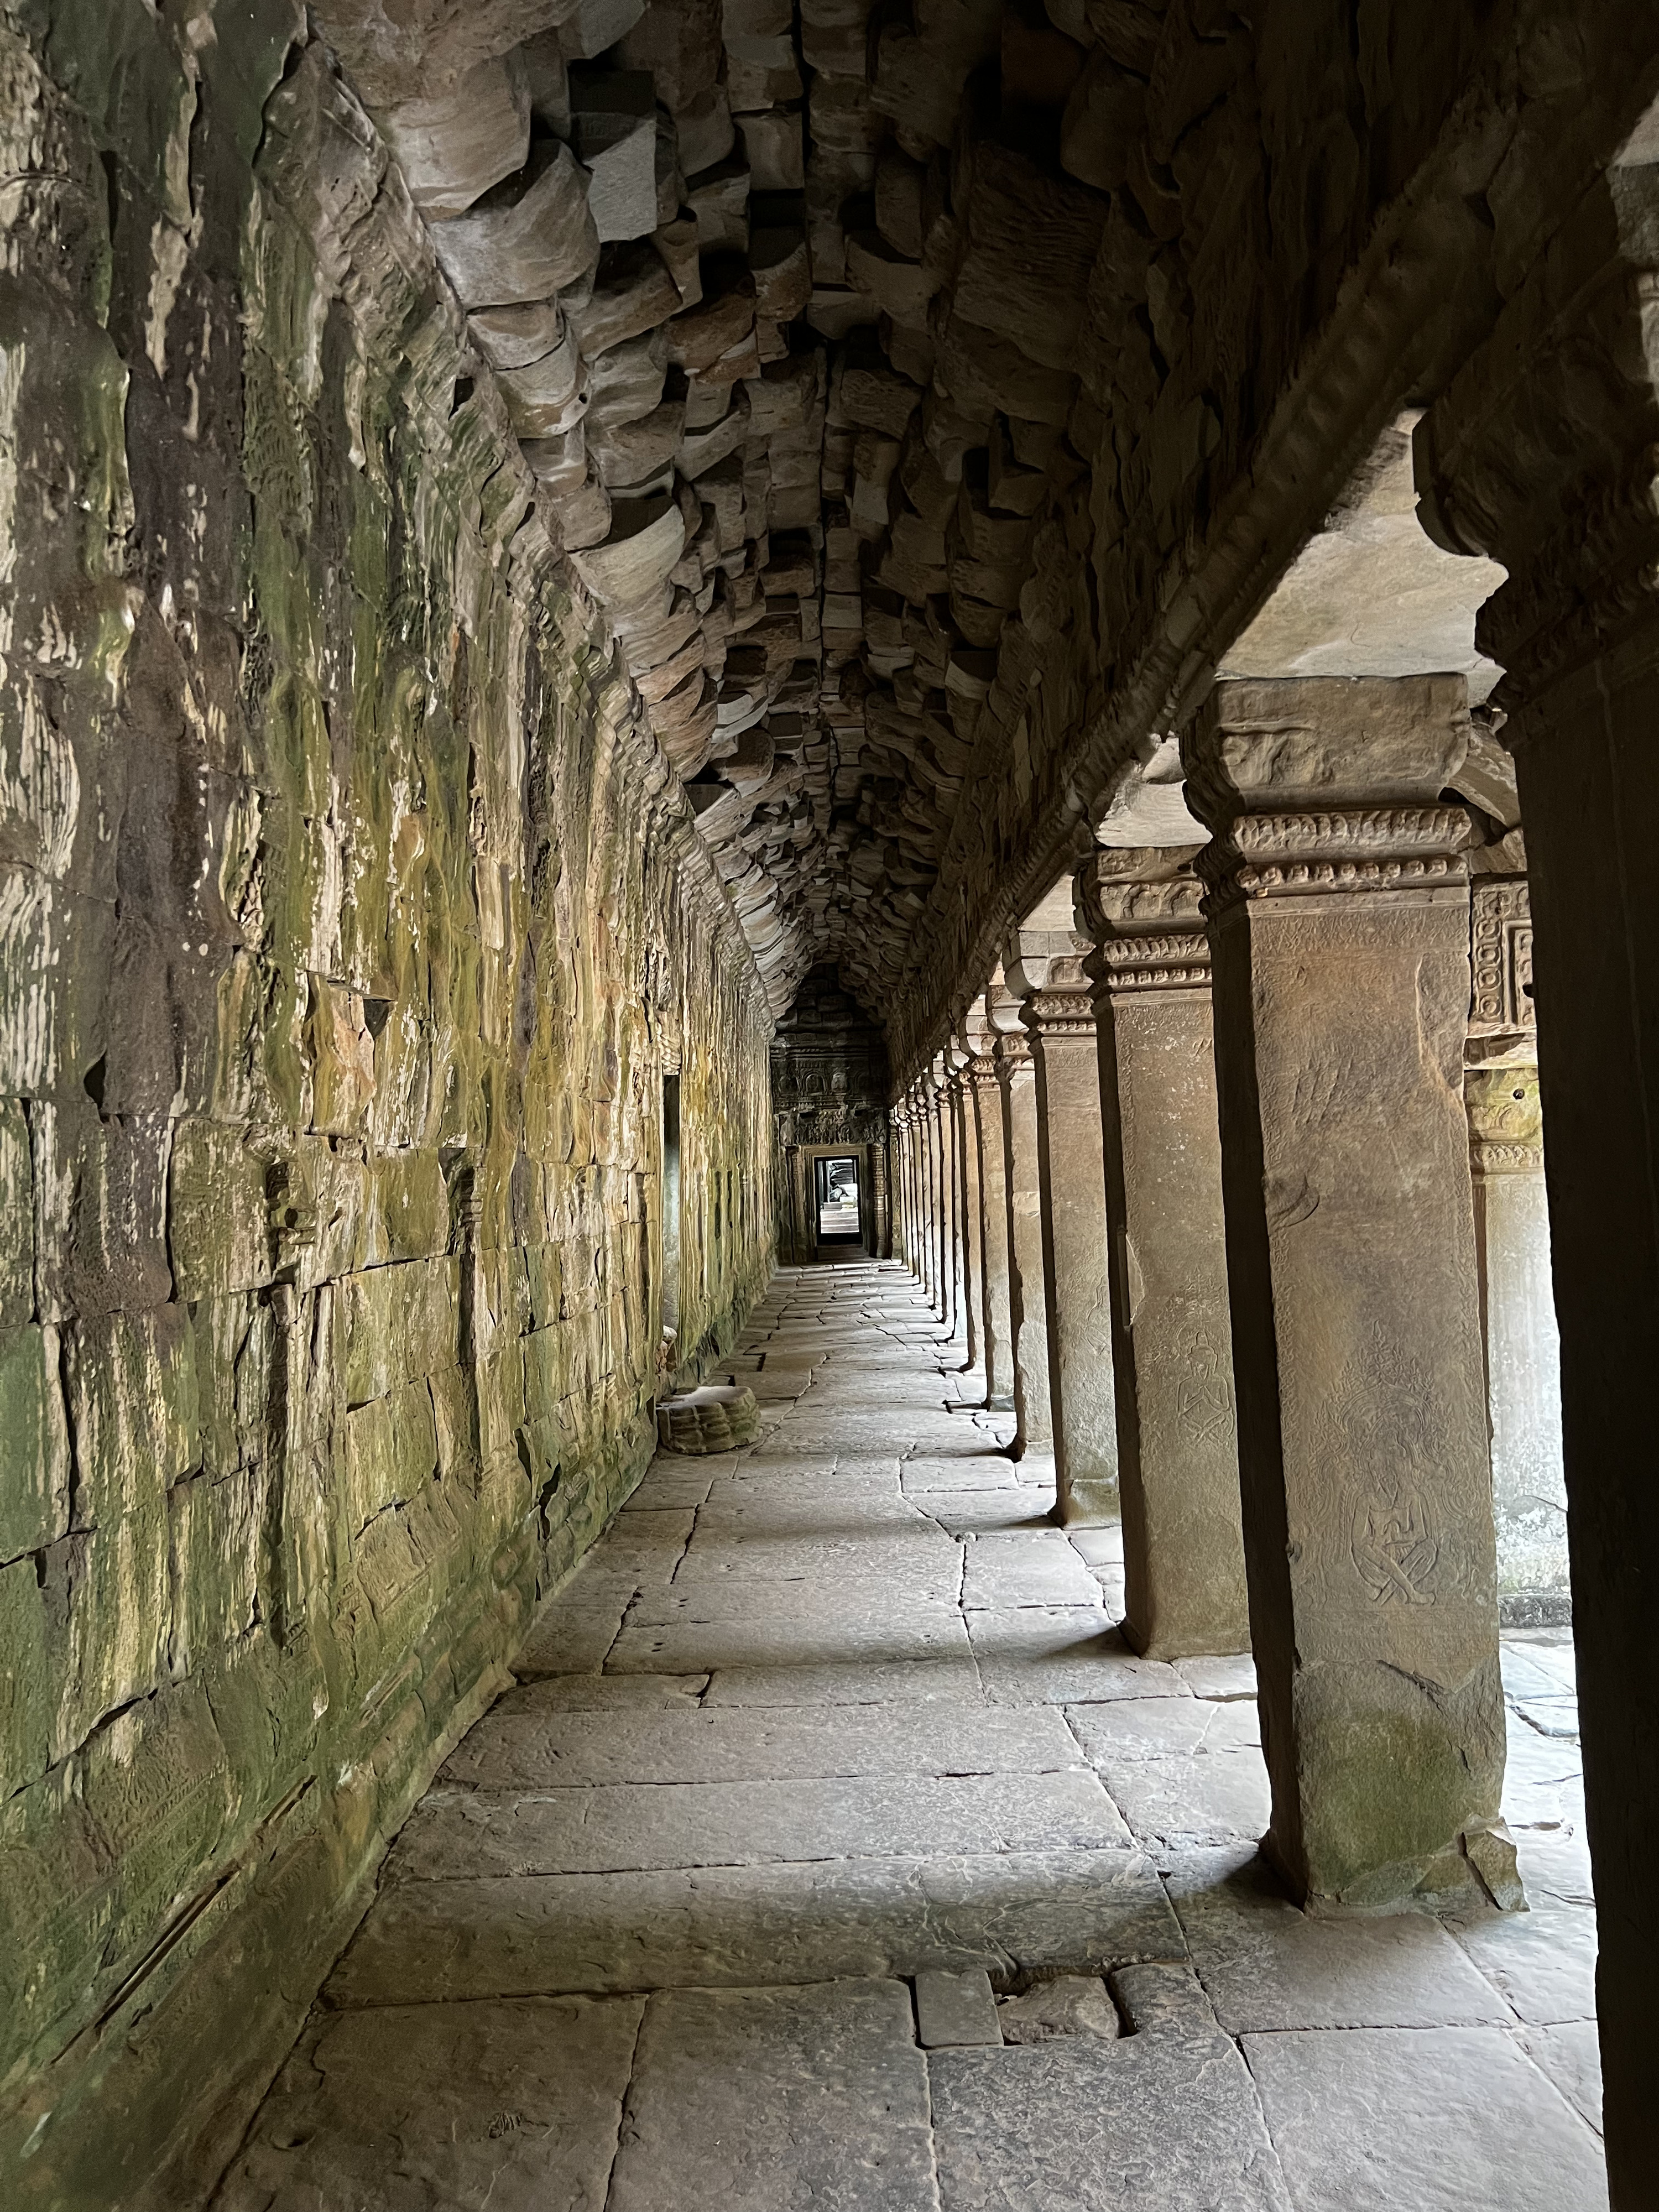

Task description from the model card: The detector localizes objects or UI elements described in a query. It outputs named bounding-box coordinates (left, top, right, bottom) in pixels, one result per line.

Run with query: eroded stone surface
left=213, top=1997, right=644, bottom=2211
left=1244, top=2026, right=1607, bottom=2212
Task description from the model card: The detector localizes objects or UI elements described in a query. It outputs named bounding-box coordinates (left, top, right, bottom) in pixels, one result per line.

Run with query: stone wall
left=0, top=7, right=773, bottom=2201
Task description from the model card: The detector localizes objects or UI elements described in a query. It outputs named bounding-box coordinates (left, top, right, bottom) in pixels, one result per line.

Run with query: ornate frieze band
left=1200, top=806, right=1472, bottom=909
left=1020, top=989, right=1097, bottom=1039
left=1090, top=929, right=1212, bottom=993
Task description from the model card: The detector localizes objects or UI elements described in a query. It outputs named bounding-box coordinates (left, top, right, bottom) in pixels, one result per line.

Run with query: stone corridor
left=214, top=1265, right=1603, bottom=2211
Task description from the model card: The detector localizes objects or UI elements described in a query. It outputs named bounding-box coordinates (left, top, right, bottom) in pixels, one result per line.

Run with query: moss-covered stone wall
left=0, top=7, right=774, bottom=2201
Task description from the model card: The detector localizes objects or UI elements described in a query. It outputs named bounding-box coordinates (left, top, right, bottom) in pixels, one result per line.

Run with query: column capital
left=1015, top=958, right=1097, bottom=1042
left=1416, top=165, right=1659, bottom=716
left=1466, top=1064, right=1544, bottom=1176
left=1183, top=676, right=1475, bottom=915
left=993, top=1029, right=1034, bottom=1078
left=1075, top=846, right=1212, bottom=995
left=962, top=1052, right=1000, bottom=1091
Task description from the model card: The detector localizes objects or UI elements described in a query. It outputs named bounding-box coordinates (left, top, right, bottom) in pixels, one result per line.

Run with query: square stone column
left=1012, top=961, right=1119, bottom=1524
left=1417, top=153, right=1659, bottom=2193
left=948, top=1061, right=984, bottom=1370
left=966, top=1051, right=1016, bottom=1409
left=1465, top=880, right=1567, bottom=1621
left=1184, top=674, right=1507, bottom=1911
left=932, top=1060, right=960, bottom=1330
left=1076, top=848, right=1251, bottom=1655
left=993, top=1018, right=1052, bottom=1453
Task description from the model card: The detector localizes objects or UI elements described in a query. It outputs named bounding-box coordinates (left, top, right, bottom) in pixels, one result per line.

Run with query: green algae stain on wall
left=0, top=9, right=774, bottom=2203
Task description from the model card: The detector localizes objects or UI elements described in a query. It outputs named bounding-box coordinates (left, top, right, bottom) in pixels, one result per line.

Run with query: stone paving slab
left=1098, top=1748, right=1274, bottom=1849
left=1067, top=1697, right=1260, bottom=1761
left=1517, top=2019, right=1603, bottom=2133
left=211, top=1995, right=643, bottom=2211
left=968, top=1609, right=1187, bottom=1704
left=1243, top=2025, right=1607, bottom=2210
left=961, top=1530, right=1103, bottom=1610
left=442, top=1701, right=1083, bottom=1790
left=1164, top=1849, right=1512, bottom=2030
left=900, top=1458, right=1023, bottom=1493
left=608, top=1599, right=975, bottom=1674
left=514, top=1591, right=633, bottom=1676
left=915, top=1968, right=1001, bottom=2047
left=390, top=1770, right=1135, bottom=1879
left=607, top=1980, right=938, bottom=2212
left=673, top=1531, right=961, bottom=1594
left=929, top=2025, right=1295, bottom=2211
left=909, top=1492, right=1056, bottom=1532
left=701, top=1656, right=988, bottom=1707
left=330, top=1849, right=1182, bottom=2004
left=1445, top=1902, right=1599, bottom=2025
left=500, top=1672, right=710, bottom=1711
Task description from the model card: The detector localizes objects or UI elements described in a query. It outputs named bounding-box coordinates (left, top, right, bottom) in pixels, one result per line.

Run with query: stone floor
left=213, top=1262, right=1605, bottom=2211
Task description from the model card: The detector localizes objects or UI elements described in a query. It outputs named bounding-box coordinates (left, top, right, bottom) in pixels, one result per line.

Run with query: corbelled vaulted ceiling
left=311, top=0, right=1113, bottom=1016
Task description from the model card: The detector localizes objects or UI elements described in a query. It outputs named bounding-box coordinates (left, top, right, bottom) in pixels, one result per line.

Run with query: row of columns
left=894, top=672, right=1547, bottom=1925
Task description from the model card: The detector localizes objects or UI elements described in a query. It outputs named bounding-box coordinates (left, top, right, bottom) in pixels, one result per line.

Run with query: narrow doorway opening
left=662, top=1073, right=681, bottom=1349
left=815, top=1152, right=862, bottom=1243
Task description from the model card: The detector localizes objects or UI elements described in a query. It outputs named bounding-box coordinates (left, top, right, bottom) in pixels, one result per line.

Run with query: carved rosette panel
left=1469, top=880, right=1536, bottom=1035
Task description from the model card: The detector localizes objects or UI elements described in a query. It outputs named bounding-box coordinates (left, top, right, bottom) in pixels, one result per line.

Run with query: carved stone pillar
left=1183, top=674, right=1507, bottom=1912
left=993, top=1015, right=1052, bottom=1453
left=1415, top=157, right=1659, bottom=2192
left=1465, top=880, right=1567, bottom=1621
left=1077, top=848, right=1250, bottom=1655
left=966, top=1051, right=1016, bottom=1408
left=922, top=1074, right=945, bottom=1314
left=948, top=1057, right=983, bottom=1369
left=1013, top=963, right=1119, bottom=1523
left=931, top=1057, right=959, bottom=1330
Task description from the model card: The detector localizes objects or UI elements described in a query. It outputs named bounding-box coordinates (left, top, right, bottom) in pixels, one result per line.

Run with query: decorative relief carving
left=1465, top=1064, right=1542, bottom=1172
left=1021, top=989, right=1097, bottom=1037
left=1092, top=930, right=1213, bottom=993
left=1201, top=807, right=1472, bottom=909
left=994, top=1032, right=1034, bottom=1071
left=1352, top=1483, right=1440, bottom=1605
left=1470, top=881, right=1535, bottom=1032
left=1175, top=1324, right=1235, bottom=1443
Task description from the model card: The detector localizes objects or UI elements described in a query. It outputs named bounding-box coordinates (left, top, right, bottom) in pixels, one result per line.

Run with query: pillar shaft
left=1418, top=186, right=1659, bottom=2176
left=1019, top=971, right=1118, bottom=1522
left=969, top=1058, right=1016, bottom=1409
left=952, top=1073, right=984, bottom=1370
left=1186, top=675, right=1506, bottom=1910
left=1078, top=851, right=1250, bottom=1655
left=995, top=1030, right=1052, bottom=1451
left=1464, top=880, right=1567, bottom=1620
